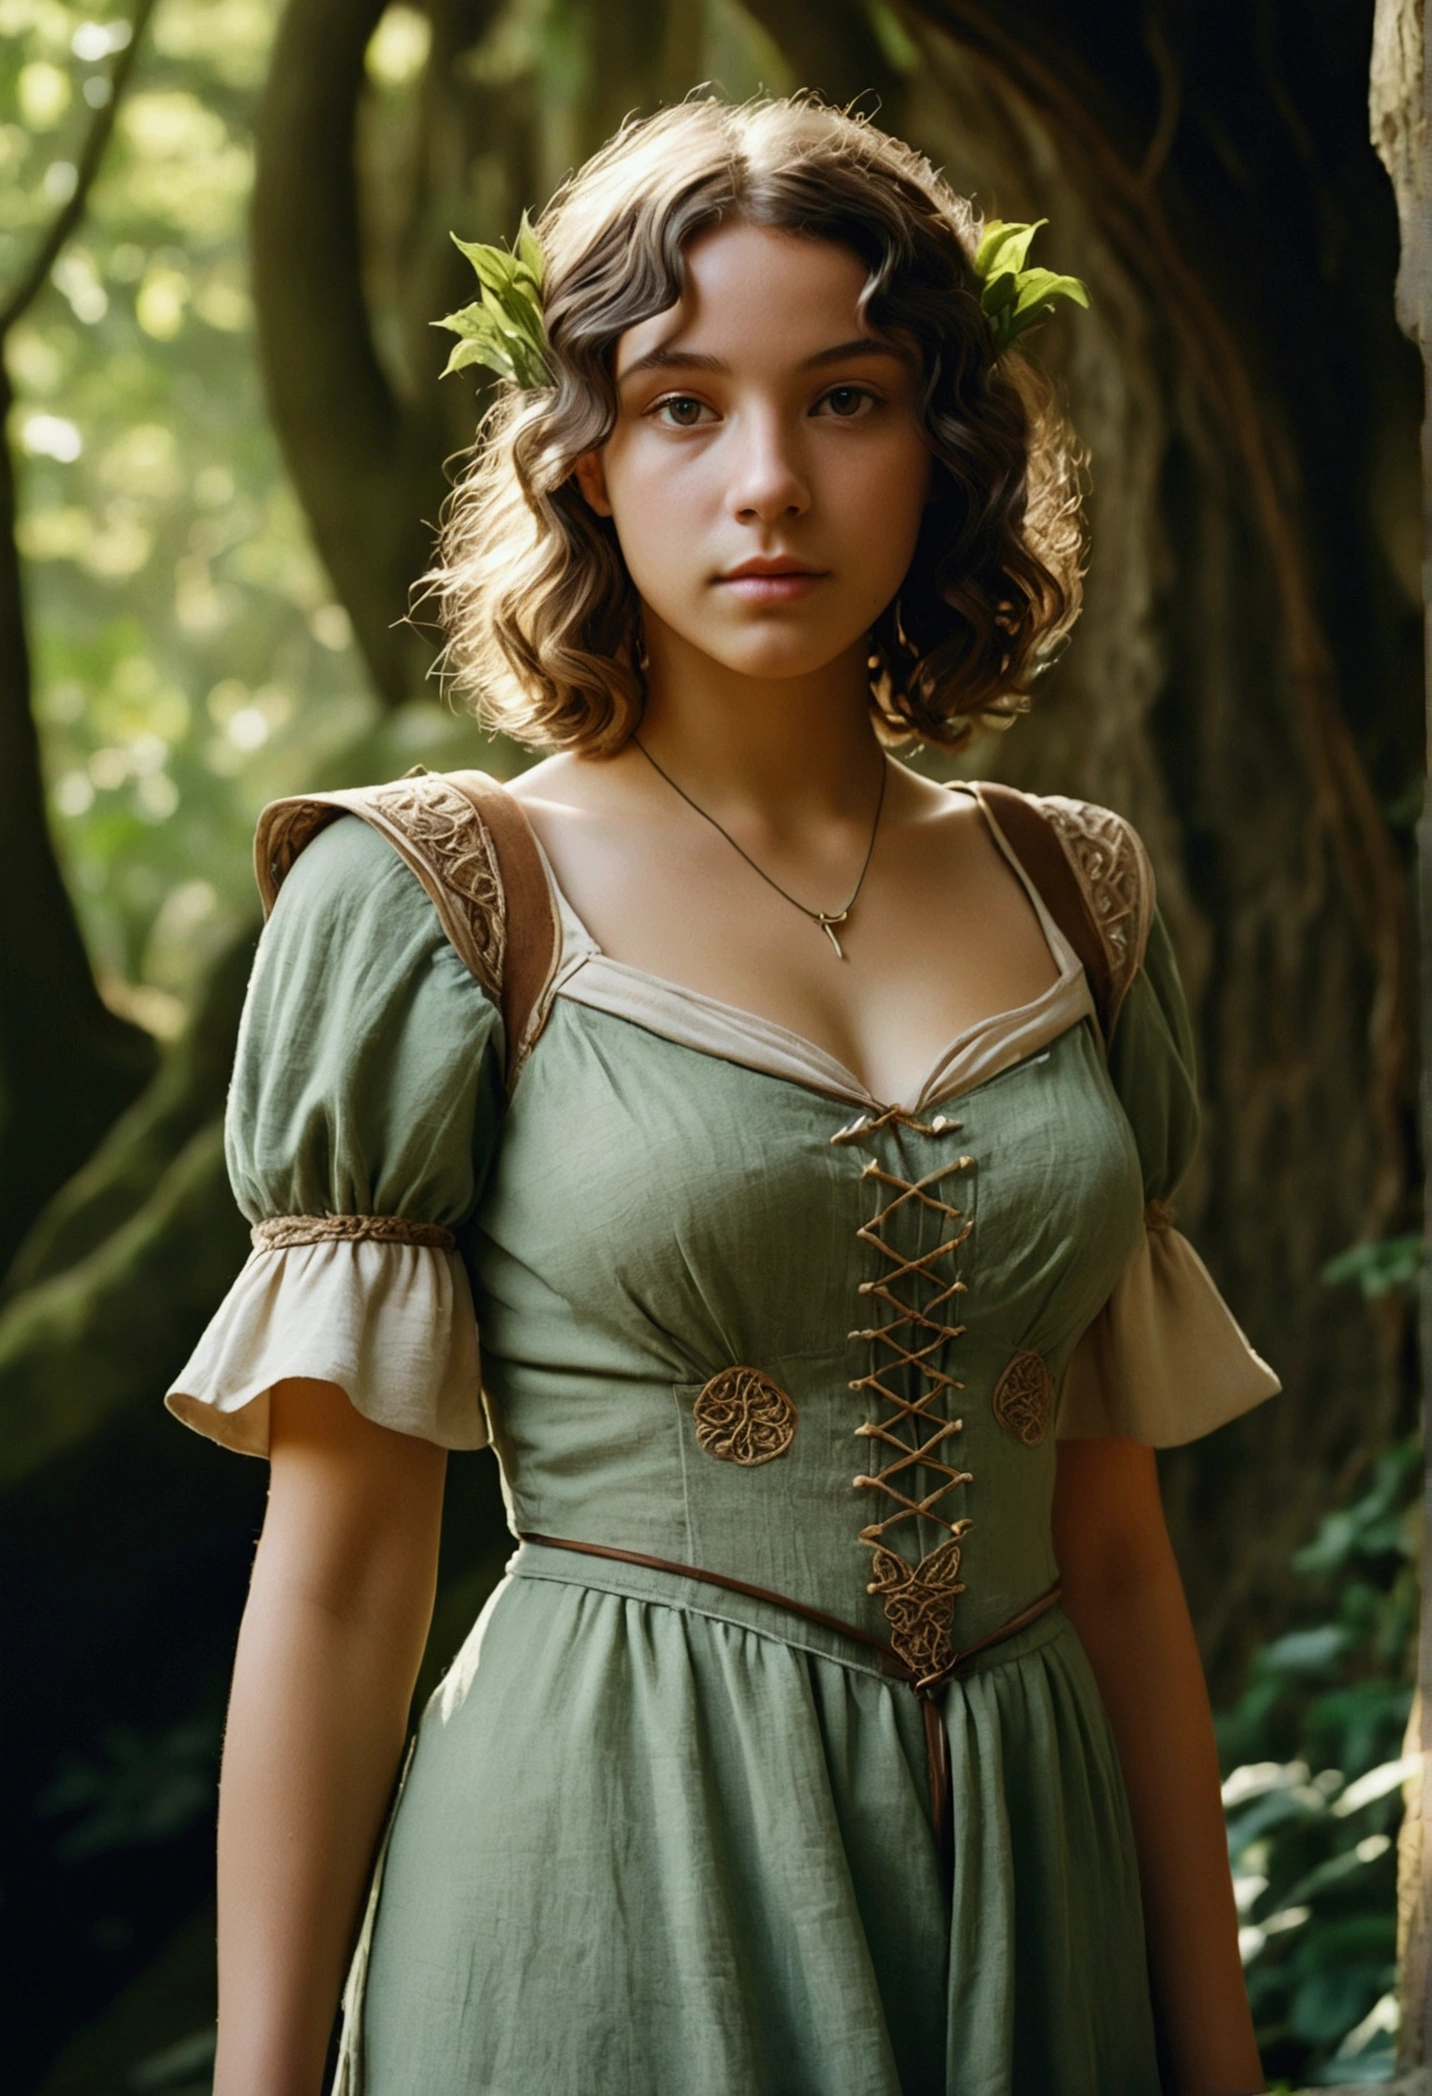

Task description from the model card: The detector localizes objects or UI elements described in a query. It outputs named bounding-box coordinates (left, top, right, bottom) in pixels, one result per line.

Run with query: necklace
left=632, top=736, right=888, bottom=960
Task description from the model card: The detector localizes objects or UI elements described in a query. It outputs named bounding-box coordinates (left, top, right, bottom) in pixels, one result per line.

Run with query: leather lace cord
left=518, top=1530, right=1061, bottom=1867
left=830, top=1106, right=978, bottom=1689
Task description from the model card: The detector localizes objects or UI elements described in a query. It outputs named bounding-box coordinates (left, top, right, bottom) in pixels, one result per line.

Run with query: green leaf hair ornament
left=435, top=212, right=552, bottom=389
left=433, top=211, right=1086, bottom=389
left=972, top=219, right=1089, bottom=355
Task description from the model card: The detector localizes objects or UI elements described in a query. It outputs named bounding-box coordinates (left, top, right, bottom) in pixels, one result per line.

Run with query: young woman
left=170, top=96, right=1280, bottom=2096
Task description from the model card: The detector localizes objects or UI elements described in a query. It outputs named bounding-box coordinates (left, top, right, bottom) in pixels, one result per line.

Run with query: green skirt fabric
left=342, top=1548, right=1159, bottom=2096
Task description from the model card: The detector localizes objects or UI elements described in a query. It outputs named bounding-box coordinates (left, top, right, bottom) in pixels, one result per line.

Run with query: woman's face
left=575, top=221, right=932, bottom=684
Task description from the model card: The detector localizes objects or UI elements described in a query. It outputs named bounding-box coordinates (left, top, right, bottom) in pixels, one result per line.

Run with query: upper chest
left=510, top=776, right=1064, bottom=1108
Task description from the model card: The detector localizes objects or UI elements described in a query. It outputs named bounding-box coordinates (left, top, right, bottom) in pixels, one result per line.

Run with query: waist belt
left=517, top=1531, right=1062, bottom=1876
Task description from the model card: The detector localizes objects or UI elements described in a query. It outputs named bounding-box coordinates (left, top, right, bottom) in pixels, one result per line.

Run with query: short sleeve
left=165, top=815, right=505, bottom=1456
left=1058, top=906, right=1280, bottom=1444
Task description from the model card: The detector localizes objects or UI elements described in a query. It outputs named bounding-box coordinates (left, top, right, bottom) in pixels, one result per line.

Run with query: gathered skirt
left=338, top=1547, right=1160, bottom=2096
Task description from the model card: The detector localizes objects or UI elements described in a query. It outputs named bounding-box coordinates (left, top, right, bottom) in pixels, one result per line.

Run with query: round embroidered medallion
left=991, top=1351, right=1054, bottom=1447
left=692, top=1367, right=797, bottom=1465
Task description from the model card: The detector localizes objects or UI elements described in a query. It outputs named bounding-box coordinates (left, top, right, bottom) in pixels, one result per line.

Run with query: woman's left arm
left=1053, top=1436, right=1265, bottom=2096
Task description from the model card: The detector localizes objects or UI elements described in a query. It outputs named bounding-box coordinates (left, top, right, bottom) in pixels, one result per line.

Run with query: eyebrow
left=618, top=336, right=907, bottom=382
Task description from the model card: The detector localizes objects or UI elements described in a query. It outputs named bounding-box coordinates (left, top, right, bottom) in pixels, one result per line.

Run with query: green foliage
left=1321, top=1234, right=1424, bottom=1300
left=1219, top=1437, right=1420, bottom=2085
left=438, top=212, right=550, bottom=389
left=972, top=218, right=1089, bottom=354
left=1, top=0, right=405, bottom=1023
left=39, top=1714, right=219, bottom=1861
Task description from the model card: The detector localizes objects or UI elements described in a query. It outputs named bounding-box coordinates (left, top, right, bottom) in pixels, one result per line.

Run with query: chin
left=707, top=631, right=864, bottom=683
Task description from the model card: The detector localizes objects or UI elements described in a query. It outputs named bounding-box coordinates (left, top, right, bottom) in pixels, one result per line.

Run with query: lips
left=722, top=556, right=822, bottom=579
left=717, top=556, right=827, bottom=602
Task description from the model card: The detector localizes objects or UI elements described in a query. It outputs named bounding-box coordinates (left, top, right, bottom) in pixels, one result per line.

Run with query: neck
left=634, top=614, right=884, bottom=828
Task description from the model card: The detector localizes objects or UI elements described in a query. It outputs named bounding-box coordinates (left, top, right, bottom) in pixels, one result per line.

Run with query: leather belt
left=517, top=1531, right=1062, bottom=1875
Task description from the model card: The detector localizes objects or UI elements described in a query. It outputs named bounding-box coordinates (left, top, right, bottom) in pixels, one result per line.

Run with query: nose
left=727, top=404, right=810, bottom=525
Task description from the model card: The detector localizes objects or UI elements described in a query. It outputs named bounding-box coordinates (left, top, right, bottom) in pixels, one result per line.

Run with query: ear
left=573, top=449, right=613, bottom=517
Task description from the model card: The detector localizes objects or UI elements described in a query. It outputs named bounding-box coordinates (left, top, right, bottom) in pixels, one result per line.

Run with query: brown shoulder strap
left=442, top=768, right=561, bottom=1081
left=254, top=767, right=559, bottom=1091
left=972, top=782, right=1153, bottom=1040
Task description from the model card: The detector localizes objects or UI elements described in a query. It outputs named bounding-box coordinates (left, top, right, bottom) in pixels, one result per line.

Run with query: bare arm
left=212, top=1379, right=447, bottom=2096
left=1053, top=1437, right=1265, bottom=2096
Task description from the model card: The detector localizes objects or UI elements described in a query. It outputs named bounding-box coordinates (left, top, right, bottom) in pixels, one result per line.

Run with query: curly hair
left=429, top=95, right=1086, bottom=755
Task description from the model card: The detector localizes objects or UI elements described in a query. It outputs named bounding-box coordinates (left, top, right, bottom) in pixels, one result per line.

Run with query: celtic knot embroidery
left=991, top=1350, right=1054, bottom=1447
left=1039, top=797, right=1152, bottom=1017
left=865, top=1537, right=968, bottom=1690
left=692, top=1367, right=797, bottom=1465
left=259, top=774, right=508, bottom=1003
left=833, top=1108, right=975, bottom=1685
left=369, top=778, right=506, bottom=999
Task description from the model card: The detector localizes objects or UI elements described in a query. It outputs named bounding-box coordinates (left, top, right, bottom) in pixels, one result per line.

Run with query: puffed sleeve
left=165, top=815, right=504, bottom=1455
left=1057, top=908, right=1281, bottom=1443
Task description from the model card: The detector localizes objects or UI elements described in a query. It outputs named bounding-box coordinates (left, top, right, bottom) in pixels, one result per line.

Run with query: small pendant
left=817, top=910, right=849, bottom=960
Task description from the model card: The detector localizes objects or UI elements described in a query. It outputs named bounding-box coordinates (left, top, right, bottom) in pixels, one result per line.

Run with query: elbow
left=1059, top=1523, right=1178, bottom=1614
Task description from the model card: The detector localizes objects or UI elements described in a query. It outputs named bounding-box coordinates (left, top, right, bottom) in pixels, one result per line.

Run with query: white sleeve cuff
left=1057, top=1221, right=1280, bottom=1445
left=165, top=1239, right=487, bottom=1455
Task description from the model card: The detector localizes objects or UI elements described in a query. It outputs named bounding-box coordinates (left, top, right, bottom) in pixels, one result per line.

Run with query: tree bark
left=251, top=0, right=505, bottom=708
left=1369, top=0, right=1430, bottom=2067
left=0, top=1, right=163, bottom=1278
left=251, top=0, right=438, bottom=707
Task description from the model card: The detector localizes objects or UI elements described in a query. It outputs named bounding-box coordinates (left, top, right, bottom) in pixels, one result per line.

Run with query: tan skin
left=213, top=224, right=1264, bottom=2094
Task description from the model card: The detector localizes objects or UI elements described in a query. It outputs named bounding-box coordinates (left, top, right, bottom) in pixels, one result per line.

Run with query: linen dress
left=168, top=783, right=1280, bottom=2096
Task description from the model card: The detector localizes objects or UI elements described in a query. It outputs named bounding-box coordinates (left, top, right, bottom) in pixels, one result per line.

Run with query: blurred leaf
left=1261, top=1625, right=1351, bottom=1677
left=1320, top=1233, right=1423, bottom=1298
left=38, top=1715, right=220, bottom=1860
left=1288, top=1955, right=1392, bottom=2046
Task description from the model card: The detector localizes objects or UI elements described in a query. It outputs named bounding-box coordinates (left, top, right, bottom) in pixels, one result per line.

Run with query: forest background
left=1, top=0, right=1427, bottom=2090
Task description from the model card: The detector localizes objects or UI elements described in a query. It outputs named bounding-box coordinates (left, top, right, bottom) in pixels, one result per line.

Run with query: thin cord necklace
left=632, top=736, right=888, bottom=961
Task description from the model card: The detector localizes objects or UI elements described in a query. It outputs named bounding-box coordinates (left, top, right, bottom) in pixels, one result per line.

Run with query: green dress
left=168, top=788, right=1279, bottom=2096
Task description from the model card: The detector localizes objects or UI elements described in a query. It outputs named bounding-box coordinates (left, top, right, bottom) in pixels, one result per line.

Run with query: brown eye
left=655, top=395, right=710, bottom=428
left=824, top=387, right=868, bottom=417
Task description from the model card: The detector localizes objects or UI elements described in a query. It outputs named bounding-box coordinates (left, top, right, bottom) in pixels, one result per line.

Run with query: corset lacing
left=832, top=1105, right=976, bottom=1693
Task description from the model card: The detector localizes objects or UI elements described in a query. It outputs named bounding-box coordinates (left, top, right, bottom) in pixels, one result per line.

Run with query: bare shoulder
left=505, top=751, right=635, bottom=812
left=889, top=763, right=978, bottom=820
left=504, top=753, right=573, bottom=803
left=882, top=762, right=997, bottom=857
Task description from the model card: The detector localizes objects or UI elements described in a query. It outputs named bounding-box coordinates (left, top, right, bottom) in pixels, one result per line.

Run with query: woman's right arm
left=212, top=1378, right=447, bottom=2096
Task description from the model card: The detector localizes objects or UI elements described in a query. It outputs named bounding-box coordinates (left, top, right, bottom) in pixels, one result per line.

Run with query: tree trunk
left=0, top=372, right=157, bottom=1278
left=1369, top=0, right=1430, bottom=2067
left=0, top=4, right=164, bottom=1277
left=251, top=0, right=509, bottom=708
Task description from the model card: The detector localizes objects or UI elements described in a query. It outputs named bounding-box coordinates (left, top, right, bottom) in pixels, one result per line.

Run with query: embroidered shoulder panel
left=1036, top=796, right=1155, bottom=1029
left=256, top=775, right=507, bottom=1004
left=259, top=799, right=347, bottom=904
left=367, top=776, right=506, bottom=999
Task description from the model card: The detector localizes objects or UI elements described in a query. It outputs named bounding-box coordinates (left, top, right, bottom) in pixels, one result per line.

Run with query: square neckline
left=526, top=784, right=1098, bottom=1114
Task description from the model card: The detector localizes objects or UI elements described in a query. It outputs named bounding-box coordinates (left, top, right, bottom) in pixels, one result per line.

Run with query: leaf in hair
left=972, top=219, right=1089, bottom=356
left=435, top=211, right=551, bottom=390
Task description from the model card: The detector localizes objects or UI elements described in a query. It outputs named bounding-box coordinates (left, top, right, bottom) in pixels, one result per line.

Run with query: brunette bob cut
left=430, top=95, right=1085, bottom=755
